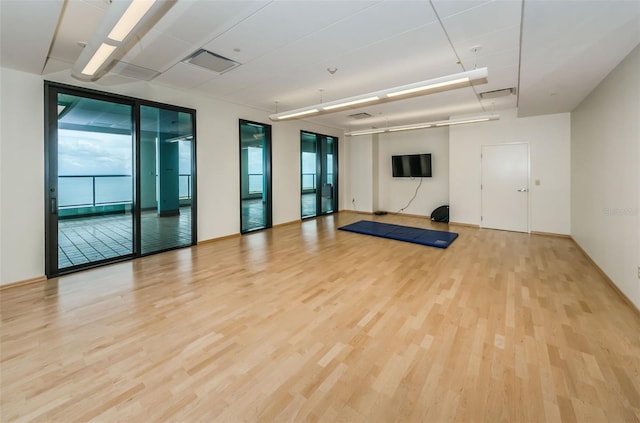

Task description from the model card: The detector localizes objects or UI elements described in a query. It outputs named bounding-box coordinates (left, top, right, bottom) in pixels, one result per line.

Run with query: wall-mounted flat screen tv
left=392, top=153, right=432, bottom=177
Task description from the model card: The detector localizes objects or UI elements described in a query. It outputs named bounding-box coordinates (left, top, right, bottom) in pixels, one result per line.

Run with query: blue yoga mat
left=338, top=220, right=458, bottom=249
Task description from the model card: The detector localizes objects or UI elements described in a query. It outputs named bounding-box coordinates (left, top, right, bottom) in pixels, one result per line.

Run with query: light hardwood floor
left=1, top=212, right=639, bottom=422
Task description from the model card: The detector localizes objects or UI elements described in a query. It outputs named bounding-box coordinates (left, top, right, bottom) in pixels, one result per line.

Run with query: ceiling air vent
left=183, top=49, right=240, bottom=74
left=348, top=112, right=373, bottom=120
left=479, top=87, right=516, bottom=99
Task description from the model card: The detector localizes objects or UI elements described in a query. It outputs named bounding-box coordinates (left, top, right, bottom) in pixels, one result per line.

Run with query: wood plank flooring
left=1, top=212, right=639, bottom=422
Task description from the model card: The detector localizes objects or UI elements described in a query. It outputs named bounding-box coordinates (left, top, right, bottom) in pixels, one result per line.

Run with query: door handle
left=50, top=198, right=57, bottom=214
left=517, top=188, right=529, bottom=192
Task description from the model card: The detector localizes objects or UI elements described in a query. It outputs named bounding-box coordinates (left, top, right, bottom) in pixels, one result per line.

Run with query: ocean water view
left=58, top=175, right=193, bottom=208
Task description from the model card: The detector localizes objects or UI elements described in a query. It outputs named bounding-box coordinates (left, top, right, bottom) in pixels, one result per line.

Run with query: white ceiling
left=1, top=0, right=639, bottom=130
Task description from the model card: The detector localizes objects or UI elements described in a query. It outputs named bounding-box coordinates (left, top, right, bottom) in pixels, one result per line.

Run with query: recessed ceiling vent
left=479, top=87, right=516, bottom=99
left=183, top=49, right=240, bottom=74
left=348, top=112, right=373, bottom=120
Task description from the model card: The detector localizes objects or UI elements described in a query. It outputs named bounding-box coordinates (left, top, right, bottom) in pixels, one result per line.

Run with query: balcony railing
left=248, top=173, right=263, bottom=194
left=58, top=174, right=192, bottom=208
left=301, top=173, right=334, bottom=191
left=245, top=173, right=334, bottom=195
left=302, top=173, right=315, bottom=191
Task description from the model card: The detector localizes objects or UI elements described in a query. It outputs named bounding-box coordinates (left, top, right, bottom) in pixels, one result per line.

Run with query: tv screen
left=392, top=153, right=432, bottom=177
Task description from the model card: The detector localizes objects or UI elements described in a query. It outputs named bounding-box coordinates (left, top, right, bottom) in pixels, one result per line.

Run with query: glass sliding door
left=320, top=136, right=337, bottom=214
left=46, top=88, right=134, bottom=275
left=239, top=120, right=272, bottom=233
left=45, top=82, right=197, bottom=278
left=300, top=131, right=338, bottom=218
left=301, top=132, right=318, bottom=218
left=139, top=105, right=195, bottom=254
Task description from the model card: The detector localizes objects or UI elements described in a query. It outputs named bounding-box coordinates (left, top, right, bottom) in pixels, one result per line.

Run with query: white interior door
left=481, top=143, right=529, bottom=232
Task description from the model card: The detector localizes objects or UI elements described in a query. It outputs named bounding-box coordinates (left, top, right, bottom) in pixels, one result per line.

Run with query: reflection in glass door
left=240, top=120, right=272, bottom=233
left=140, top=106, right=195, bottom=254
left=301, top=131, right=338, bottom=218
left=46, top=90, right=134, bottom=275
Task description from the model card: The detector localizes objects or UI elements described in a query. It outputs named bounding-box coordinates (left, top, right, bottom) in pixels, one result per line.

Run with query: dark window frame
left=239, top=119, right=272, bottom=233
left=300, top=130, right=339, bottom=219
left=44, top=81, right=197, bottom=277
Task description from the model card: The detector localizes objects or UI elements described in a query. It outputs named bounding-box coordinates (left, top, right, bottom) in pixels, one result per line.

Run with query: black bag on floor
left=430, top=205, right=449, bottom=223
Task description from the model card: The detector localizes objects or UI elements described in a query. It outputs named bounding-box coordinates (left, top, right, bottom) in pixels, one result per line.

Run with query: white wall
left=0, top=69, right=45, bottom=284
left=449, top=109, right=571, bottom=234
left=343, top=135, right=374, bottom=213
left=571, top=45, right=639, bottom=310
left=0, top=67, right=342, bottom=285
left=378, top=127, right=449, bottom=216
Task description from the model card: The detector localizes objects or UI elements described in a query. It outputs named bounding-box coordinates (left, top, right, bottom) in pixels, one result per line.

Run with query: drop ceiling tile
left=196, top=63, right=279, bottom=98
left=451, top=24, right=520, bottom=64
left=151, top=0, right=270, bottom=45
left=520, top=0, right=640, bottom=78
left=440, top=0, right=521, bottom=43
left=153, top=62, right=218, bottom=90
left=202, top=0, right=379, bottom=65
left=265, top=0, right=438, bottom=69
left=480, top=94, right=516, bottom=112
left=224, top=21, right=458, bottom=113
left=324, top=23, right=457, bottom=87
left=430, top=0, right=494, bottom=20
left=118, top=29, right=194, bottom=72
left=48, top=0, right=107, bottom=64
left=1, top=0, right=64, bottom=73
left=518, top=0, right=640, bottom=116
left=308, top=17, right=448, bottom=75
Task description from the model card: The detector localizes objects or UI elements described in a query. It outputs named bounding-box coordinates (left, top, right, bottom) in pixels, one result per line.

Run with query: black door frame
left=44, top=81, right=197, bottom=277
left=239, top=119, right=272, bottom=233
left=300, top=130, right=339, bottom=219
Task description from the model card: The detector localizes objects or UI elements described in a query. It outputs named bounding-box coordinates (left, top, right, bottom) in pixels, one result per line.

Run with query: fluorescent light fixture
left=386, top=77, right=470, bottom=97
left=322, top=96, right=380, bottom=111
left=269, top=68, right=488, bottom=121
left=345, top=114, right=499, bottom=136
left=276, top=109, right=320, bottom=120
left=108, top=0, right=156, bottom=42
left=434, top=117, right=492, bottom=126
left=388, top=123, right=433, bottom=132
left=346, top=128, right=387, bottom=136
left=72, top=0, right=173, bottom=81
left=81, top=43, right=117, bottom=75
